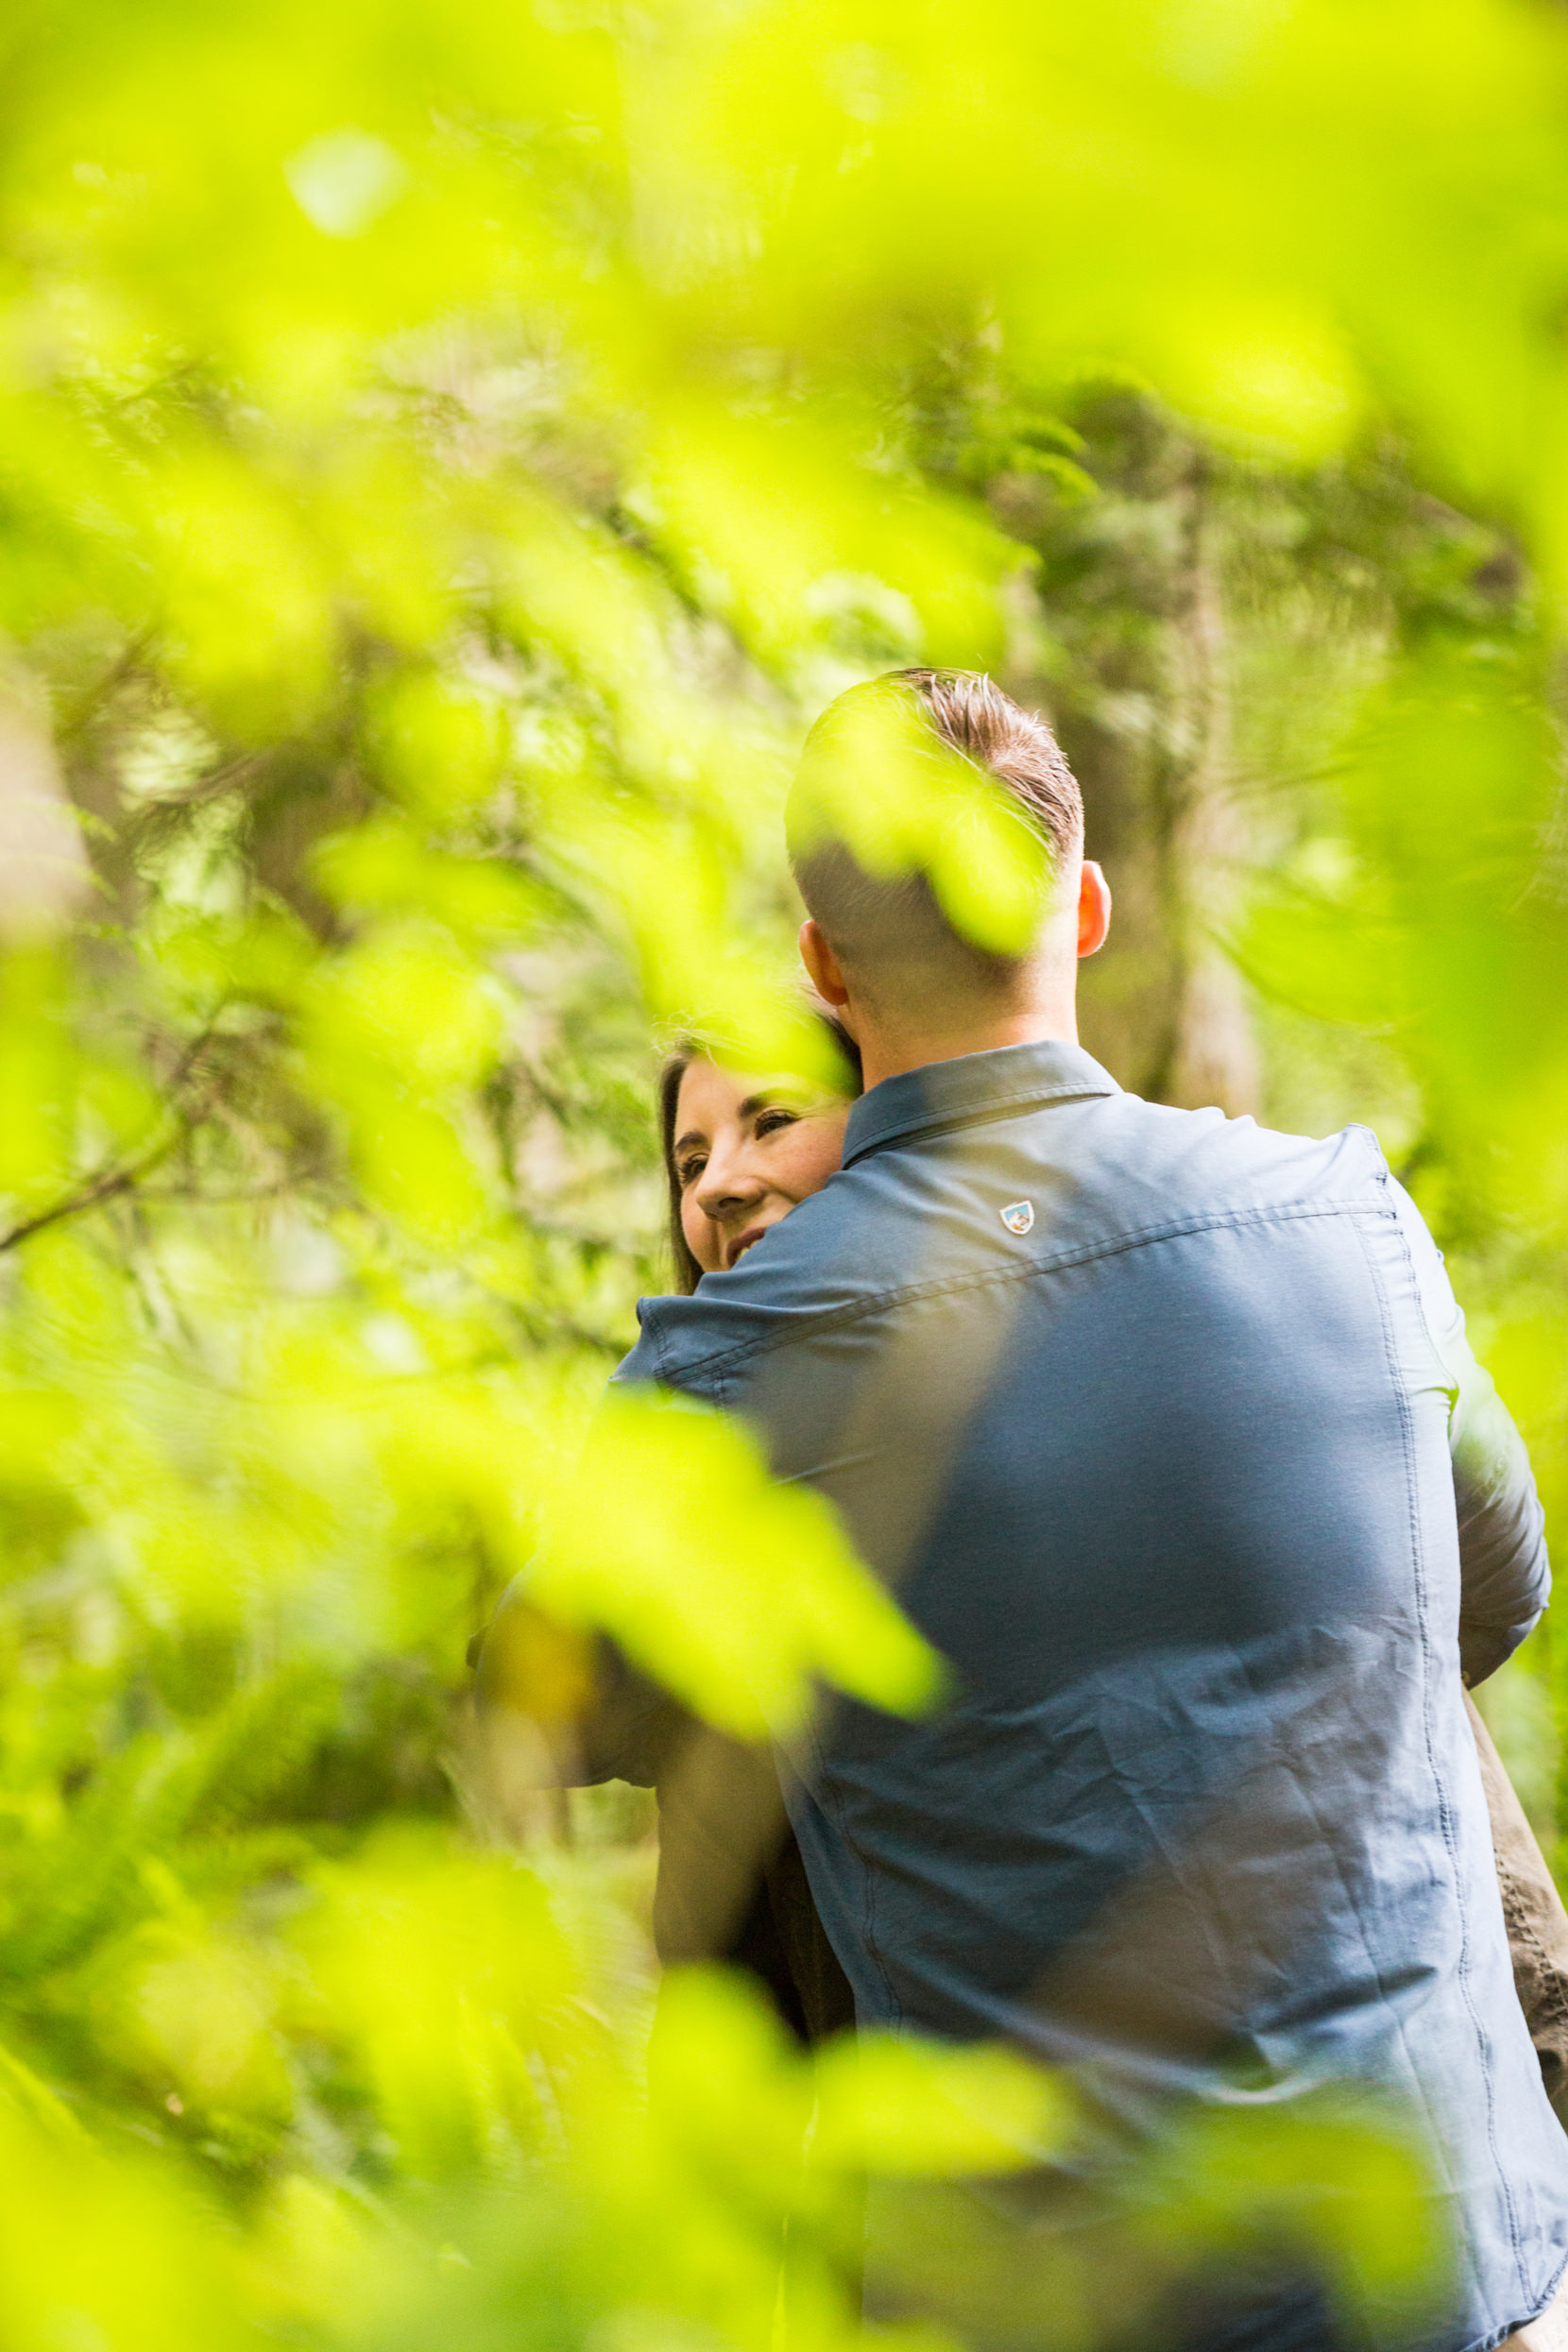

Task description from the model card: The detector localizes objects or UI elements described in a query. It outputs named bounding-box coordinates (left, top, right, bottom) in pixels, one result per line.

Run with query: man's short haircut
left=786, top=668, right=1084, bottom=1013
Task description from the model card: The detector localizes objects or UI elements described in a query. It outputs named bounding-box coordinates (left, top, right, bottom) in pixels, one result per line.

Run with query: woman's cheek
left=778, top=1118, right=848, bottom=1202
left=681, top=1192, right=722, bottom=1274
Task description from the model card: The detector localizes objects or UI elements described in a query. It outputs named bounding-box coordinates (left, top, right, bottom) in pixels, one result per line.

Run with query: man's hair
left=786, top=668, right=1083, bottom=1012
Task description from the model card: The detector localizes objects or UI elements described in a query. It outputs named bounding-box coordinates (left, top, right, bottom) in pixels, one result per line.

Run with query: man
left=498, top=670, right=1568, bottom=2347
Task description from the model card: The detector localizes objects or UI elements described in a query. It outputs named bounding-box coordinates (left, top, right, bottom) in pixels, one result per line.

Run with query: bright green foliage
left=533, top=1389, right=941, bottom=1737
left=0, top=0, right=1566, bottom=2343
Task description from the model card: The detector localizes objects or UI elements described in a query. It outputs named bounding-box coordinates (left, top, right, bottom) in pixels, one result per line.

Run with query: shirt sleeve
left=1389, top=1176, right=1549, bottom=1685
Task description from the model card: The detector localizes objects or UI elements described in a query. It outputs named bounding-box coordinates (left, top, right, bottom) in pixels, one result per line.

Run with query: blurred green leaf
left=529, top=1389, right=942, bottom=1738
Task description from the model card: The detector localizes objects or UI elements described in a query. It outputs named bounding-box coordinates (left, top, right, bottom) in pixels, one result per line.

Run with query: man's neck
left=855, top=1005, right=1080, bottom=1093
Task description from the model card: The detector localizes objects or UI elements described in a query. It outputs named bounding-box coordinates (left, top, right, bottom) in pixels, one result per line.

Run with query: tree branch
left=0, top=1133, right=179, bottom=1254
left=0, top=1020, right=224, bottom=1254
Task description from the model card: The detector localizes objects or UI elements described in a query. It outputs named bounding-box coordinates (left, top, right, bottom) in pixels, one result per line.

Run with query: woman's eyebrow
left=737, top=1089, right=804, bottom=1118
left=673, top=1130, right=707, bottom=1157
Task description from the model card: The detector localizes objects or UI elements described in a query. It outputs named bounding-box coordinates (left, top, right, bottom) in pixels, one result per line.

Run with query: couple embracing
left=481, top=670, right=1568, bottom=2352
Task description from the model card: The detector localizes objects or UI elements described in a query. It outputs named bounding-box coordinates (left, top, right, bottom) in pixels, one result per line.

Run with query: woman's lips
left=726, top=1223, right=768, bottom=1268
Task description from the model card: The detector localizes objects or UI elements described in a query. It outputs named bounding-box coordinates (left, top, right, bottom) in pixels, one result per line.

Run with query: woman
left=654, top=1017, right=861, bottom=2041
left=475, top=1016, right=865, bottom=2042
left=660, top=1030, right=1568, bottom=2113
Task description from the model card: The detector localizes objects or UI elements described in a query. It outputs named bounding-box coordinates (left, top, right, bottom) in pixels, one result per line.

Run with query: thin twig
left=132, top=1182, right=300, bottom=1206
left=0, top=1019, right=224, bottom=1253
left=0, top=1148, right=162, bottom=1253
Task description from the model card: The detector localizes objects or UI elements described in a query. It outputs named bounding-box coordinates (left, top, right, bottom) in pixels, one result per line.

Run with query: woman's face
left=673, top=1058, right=850, bottom=1277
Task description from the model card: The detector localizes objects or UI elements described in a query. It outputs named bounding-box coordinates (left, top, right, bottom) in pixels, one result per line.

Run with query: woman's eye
left=754, top=1107, right=799, bottom=1138
left=677, top=1153, right=707, bottom=1187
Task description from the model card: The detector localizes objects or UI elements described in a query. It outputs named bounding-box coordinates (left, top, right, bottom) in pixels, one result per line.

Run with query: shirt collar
left=842, top=1038, right=1121, bottom=1169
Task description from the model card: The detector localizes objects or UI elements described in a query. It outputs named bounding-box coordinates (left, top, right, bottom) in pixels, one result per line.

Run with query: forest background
left=1, top=0, right=1567, bottom=2345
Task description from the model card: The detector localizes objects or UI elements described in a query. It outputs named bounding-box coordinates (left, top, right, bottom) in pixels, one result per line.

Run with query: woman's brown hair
left=657, top=1016, right=861, bottom=1294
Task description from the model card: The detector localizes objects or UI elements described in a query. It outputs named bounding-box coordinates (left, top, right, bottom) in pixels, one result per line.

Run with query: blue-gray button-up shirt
left=617, top=1040, right=1568, bottom=2345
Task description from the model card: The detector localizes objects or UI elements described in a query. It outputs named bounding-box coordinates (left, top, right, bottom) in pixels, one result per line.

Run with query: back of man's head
left=786, top=668, right=1084, bottom=1024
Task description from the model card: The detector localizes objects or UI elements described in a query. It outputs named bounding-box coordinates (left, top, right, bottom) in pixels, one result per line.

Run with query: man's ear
left=798, top=918, right=852, bottom=1008
left=1077, top=861, right=1112, bottom=959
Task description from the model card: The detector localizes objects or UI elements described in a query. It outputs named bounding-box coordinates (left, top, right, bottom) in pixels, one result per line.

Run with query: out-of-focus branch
left=0, top=1022, right=223, bottom=1253
left=0, top=1134, right=178, bottom=1253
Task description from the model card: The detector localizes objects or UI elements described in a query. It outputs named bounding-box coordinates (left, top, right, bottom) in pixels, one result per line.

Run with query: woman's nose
left=693, top=1143, right=764, bottom=1221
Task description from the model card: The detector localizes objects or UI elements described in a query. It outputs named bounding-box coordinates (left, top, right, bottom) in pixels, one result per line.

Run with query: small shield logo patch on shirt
left=1000, top=1200, right=1034, bottom=1236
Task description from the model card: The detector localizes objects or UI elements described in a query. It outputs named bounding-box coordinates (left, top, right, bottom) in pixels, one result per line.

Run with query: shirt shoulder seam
left=665, top=1191, right=1395, bottom=1381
